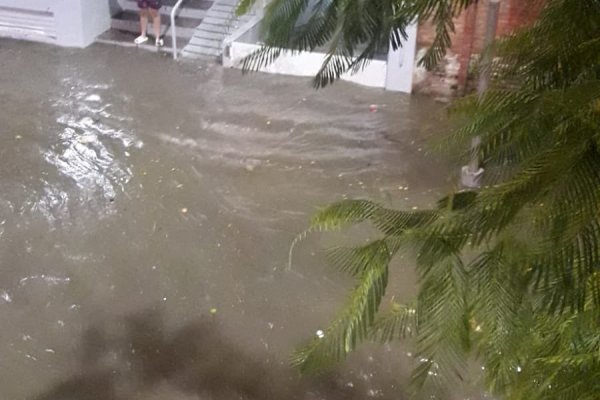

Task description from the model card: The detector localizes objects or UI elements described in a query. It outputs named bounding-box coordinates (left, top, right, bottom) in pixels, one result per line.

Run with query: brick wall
left=414, top=0, right=542, bottom=97
left=418, top=0, right=539, bottom=52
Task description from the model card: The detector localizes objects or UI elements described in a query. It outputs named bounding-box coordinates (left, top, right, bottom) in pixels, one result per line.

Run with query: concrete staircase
left=98, top=0, right=213, bottom=53
left=182, top=0, right=255, bottom=60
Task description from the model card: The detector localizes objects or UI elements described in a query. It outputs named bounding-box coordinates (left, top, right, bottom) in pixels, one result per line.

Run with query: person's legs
left=140, top=8, right=149, bottom=36
left=149, top=1, right=163, bottom=46
left=134, top=1, right=149, bottom=44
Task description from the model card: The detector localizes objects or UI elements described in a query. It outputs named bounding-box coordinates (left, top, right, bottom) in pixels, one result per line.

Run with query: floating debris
left=19, top=275, right=71, bottom=287
left=0, top=290, right=12, bottom=303
left=84, top=94, right=102, bottom=102
left=316, top=329, right=325, bottom=339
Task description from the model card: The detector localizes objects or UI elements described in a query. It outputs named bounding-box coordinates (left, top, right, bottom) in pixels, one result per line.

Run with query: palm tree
left=236, top=0, right=480, bottom=87
left=241, top=0, right=600, bottom=398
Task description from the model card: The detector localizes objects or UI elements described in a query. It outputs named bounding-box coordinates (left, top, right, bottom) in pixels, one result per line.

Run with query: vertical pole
left=171, top=0, right=184, bottom=60
left=171, top=7, right=178, bottom=59
left=477, top=0, right=500, bottom=98
left=461, top=0, right=500, bottom=188
left=457, top=2, right=478, bottom=93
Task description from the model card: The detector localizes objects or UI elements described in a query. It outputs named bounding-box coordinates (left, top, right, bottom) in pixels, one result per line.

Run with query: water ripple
left=34, top=79, right=141, bottom=220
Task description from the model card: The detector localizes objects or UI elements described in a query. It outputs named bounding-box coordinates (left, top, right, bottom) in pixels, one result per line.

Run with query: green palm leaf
left=370, top=302, right=417, bottom=342
left=292, top=239, right=392, bottom=373
left=279, top=0, right=600, bottom=398
left=238, top=0, right=478, bottom=86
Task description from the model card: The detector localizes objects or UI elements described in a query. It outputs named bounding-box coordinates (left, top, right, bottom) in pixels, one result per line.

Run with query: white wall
left=385, top=23, right=418, bottom=93
left=0, top=0, right=52, bottom=11
left=223, top=18, right=418, bottom=93
left=0, top=0, right=110, bottom=47
left=79, top=0, right=111, bottom=46
left=225, top=42, right=388, bottom=89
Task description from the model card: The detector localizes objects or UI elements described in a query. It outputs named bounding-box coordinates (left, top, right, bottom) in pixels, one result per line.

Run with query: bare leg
left=140, top=8, right=149, bottom=37
left=134, top=8, right=149, bottom=44
left=150, top=9, right=162, bottom=44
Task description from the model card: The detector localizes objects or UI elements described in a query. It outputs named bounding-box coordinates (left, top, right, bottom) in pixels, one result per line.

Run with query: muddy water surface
left=0, top=39, right=453, bottom=400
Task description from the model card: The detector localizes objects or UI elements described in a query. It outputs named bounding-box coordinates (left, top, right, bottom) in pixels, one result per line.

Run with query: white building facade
left=0, top=0, right=111, bottom=47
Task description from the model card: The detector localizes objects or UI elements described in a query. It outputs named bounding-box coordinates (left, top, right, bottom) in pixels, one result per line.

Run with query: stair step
left=198, top=20, right=233, bottom=30
left=205, top=9, right=234, bottom=18
left=184, top=43, right=221, bottom=55
left=111, top=10, right=201, bottom=38
left=191, top=29, right=225, bottom=40
left=209, top=5, right=236, bottom=11
left=193, top=23, right=228, bottom=34
left=188, top=36, right=222, bottom=47
left=201, top=14, right=232, bottom=22
left=217, top=0, right=241, bottom=6
left=113, top=9, right=202, bottom=27
left=96, top=29, right=186, bottom=53
left=180, top=0, right=258, bottom=60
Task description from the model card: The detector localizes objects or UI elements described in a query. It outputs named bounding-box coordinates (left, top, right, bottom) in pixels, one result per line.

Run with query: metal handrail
left=171, top=0, right=185, bottom=59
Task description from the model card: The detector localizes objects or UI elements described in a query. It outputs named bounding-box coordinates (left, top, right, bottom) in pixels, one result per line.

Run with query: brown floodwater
left=0, top=38, right=461, bottom=400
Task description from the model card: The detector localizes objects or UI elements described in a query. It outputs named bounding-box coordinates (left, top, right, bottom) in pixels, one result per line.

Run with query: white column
left=54, top=0, right=110, bottom=47
left=385, top=22, right=418, bottom=94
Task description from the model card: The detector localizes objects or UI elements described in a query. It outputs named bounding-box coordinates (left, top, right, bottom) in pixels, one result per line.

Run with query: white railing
left=171, top=0, right=184, bottom=59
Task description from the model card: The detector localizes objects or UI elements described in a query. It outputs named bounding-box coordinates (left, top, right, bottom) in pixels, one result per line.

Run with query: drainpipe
left=457, top=2, right=478, bottom=94
left=460, top=0, right=500, bottom=188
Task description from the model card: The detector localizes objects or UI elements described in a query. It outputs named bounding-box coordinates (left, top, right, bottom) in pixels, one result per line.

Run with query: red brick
left=415, top=0, right=543, bottom=95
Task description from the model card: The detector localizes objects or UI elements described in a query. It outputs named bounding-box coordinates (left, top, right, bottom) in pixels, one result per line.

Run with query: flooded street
left=0, top=39, right=451, bottom=400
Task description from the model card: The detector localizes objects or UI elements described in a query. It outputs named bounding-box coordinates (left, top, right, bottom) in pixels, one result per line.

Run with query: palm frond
left=240, top=0, right=477, bottom=85
left=370, top=302, right=417, bottom=342
left=292, top=239, right=392, bottom=373
left=235, top=0, right=257, bottom=16
left=412, top=252, right=470, bottom=388
left=285, top=1, right=600, bottom=398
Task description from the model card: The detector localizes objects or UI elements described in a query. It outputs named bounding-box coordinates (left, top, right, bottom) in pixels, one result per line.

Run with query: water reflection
left=40, top=79, right=141, bottom=220
left=33, top=309, right=399, bottom=400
